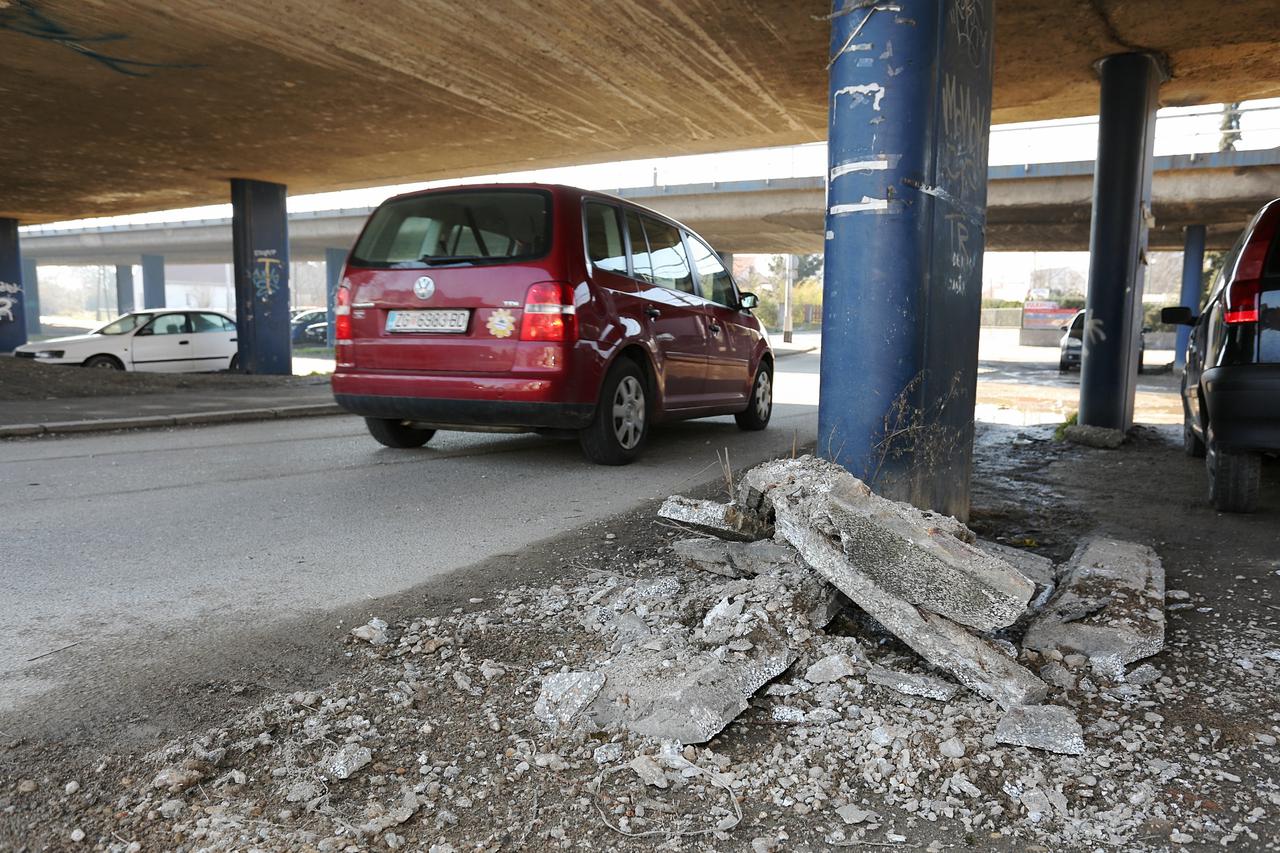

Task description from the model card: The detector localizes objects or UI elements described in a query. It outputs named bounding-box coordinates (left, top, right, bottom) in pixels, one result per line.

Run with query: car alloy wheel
left=753, top=370, right=772, bottom=421
left=612, top=375, right=646, bottom=451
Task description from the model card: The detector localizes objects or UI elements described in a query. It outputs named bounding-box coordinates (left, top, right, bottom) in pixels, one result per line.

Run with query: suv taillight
left=335, top=279, right=352, bottom=341
left=1226, top=208, right=1278, bottom=325
left=519, top=282, right=576, bottom=342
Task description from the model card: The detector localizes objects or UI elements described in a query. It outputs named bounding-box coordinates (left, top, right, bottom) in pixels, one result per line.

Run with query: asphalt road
left=0, top=353, right=822, bottom=714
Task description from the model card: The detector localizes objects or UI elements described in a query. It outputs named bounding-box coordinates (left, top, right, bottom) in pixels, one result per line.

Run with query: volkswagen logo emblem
left=414, top=276, right=436, bottom=300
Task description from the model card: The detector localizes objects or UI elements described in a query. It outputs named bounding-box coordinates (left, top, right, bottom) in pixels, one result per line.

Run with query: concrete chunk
left=1022, top=536, right=1165, bottom=678
left=740, top=457, right=1033, bottom=631
left=995, top=704, right=1086, bottom=755
left=804, top=653, right=863, bottom=684
left=975, top=540, right=1056, bottom=589
left=866, top=664, right=960, bottom=701
left=533, top=671, right=606, bottom=731
left=658, top=496, right=772, bottom=541
left=582, top=566, right=838, bottom=743
left=773, top=499, right=1046, bottom=709
left=671, top=537, right=800, bottom=578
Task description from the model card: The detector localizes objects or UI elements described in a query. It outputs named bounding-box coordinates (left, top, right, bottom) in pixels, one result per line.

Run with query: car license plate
left=386, top=310, right=470, bottom=334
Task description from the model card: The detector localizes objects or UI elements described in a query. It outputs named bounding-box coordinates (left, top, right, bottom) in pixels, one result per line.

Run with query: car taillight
left=519, top=282, right=576, bottom=342
left=335, top=279, right=352, bottom=342
left=1226, top=207, right=1278, bottom=325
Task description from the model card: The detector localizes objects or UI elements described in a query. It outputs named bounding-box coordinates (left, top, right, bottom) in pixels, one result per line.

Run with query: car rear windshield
left=350, top=190, right=552, bottom=268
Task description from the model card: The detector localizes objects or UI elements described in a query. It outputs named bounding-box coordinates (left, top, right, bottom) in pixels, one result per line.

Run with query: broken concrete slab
left=1063, top=423, right=1126, bottom=449
left=533, top=671, right=606, bottom=732
left=672, top=537, right=801, bottom=578
left=320, top=744, right=372, bottom=780
left=995, top=704, right=1086, bottom=755
left=866, top=664, right=960, bottom=701
left=976, top=540, right=1056, bottom=590
left=1022, top=536, right=1165, bottom=679
left=581, top=566, right=838, bottom=744
left=804, top=653, right=863, bottom=684
left=741, top=456, right=1033, bottom=632
left=658, top=496, right=772, bottom=542
left=773, top=498, right=1047, bottom=709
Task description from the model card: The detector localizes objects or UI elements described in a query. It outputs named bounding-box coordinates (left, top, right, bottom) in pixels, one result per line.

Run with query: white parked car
left=14, top=309, right=239, bottom=372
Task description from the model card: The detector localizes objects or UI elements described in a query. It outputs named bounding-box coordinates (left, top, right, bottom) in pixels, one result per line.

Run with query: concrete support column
left=1079, top=53, right=1164, bottom=431
left=21, top=257, right=41, bottom=336
left=141, top=254, right=166, bottom=308
left=325, top=247, right=347, bottom=348
left=819, top=0, right=994, bottom=517
left=0, top=218, right=27, bottom=351
left=231, top=179, right=291, bottom=374
left=116, top=265, right=136, bottom=314
left=1175, top=224, right=1206, bottom=370
left=782, top=254, right=795, bottom=343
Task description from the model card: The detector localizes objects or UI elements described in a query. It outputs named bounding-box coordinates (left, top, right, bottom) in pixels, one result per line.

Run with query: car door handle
left=230, top=338, right=237, bottom=342
left=645, top=307, right=661, bottom=319
left=178, top=340, right=190, bottom=345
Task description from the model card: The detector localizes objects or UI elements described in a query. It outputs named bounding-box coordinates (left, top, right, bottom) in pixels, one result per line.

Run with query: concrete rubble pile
left=645, top=455, right=1169, bottom=755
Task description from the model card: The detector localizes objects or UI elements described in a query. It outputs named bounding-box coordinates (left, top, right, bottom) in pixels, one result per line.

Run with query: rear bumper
left=1203, top=364, right=1280, bottom=452
left=331, top=370, right=594, bottom=429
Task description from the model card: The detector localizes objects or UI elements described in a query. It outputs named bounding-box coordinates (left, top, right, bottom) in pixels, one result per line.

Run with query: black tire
left=1058, top=358, right=1070, bottom=373
left=735, top=362, right=773, bottom=431
left=579, top=359, right=648, bottom=465
left=229, top=353, right=240, bottom=372
left=1182, top=411, right=1206, bottom=459
left=84, top=354, right=123, bottom=370
left=1205, top=425, right=1260, bottom=513
left=365, top=418, right=435, bottom=449
left=1138, top=351, right=1145, bottom=373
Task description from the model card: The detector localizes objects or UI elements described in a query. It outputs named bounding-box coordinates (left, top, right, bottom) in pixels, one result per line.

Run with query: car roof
left=127, top=308, right=233, bottom=315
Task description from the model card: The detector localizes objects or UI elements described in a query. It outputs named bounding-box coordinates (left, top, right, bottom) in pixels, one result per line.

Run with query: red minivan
left=330, top=184, right=774, bottom=464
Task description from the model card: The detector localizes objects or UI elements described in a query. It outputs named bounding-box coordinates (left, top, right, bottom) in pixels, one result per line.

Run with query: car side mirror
left=1160, top=306, right=1196, bottom=326
left=135, top=326, right=151, bottom=336
left=1141, top=325, right=1152, bottom=334
left=738, top=292, right=759, bottom=310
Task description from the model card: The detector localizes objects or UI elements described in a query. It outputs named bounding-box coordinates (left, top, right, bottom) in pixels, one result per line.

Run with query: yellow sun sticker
left=486, top=308, right=516, bottom=339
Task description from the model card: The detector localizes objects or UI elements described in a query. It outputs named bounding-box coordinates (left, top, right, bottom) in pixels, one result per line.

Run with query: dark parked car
left=1163, top=197, right=1280, bottom=512
left=290, top=308, right=328, bottom=344
left=330, top=183, right=773, bottom=464
left=1058, top=309, right=1146, bottom=373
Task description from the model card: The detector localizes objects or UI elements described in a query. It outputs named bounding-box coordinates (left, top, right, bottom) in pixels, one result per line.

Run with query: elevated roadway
left=20, top=149, right=1280, bottom=264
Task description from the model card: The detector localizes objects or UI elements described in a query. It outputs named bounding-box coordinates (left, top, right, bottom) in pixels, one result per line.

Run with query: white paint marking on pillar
left=830, top=159, right=890, bottom=181
left=825, top=230, right=836, bottom=240
left=833, top=83, right=886, bottom=111
left=829, top=196, right=890, bottom=216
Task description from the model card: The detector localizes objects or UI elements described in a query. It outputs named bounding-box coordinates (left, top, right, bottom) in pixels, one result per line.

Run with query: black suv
left=1163, top=198, right=1280, bottom=513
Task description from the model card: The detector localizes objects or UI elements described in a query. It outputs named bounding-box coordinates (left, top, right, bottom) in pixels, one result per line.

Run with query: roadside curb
left=0, top=402, right=345, bottom=439
left=774, top=346, right=817, bottom=360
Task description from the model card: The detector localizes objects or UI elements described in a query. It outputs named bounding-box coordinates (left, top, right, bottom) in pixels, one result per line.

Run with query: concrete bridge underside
left=4, top=1, right=1280, bottom=225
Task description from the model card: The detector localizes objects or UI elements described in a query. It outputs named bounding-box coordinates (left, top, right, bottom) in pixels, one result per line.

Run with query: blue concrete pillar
left=141, top=254, right=166, bottom=308
left=1175, top=225, right=1206, bottom=370
left=116, top=264, right=136, bottom=314
left=0, top=218, right=28, bottom=351
left=21, top=257, right=41, bottom=336
left=231, top=179, right=291, bottom=374
left=1079, top=53, right=1164, bottom=431
left=819, top=0, right=994, bottom=517
left=325, top=247, right=347, bottom=348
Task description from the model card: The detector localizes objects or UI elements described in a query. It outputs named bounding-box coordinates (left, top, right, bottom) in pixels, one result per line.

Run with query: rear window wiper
left=417, top=255, right=508, bottom=266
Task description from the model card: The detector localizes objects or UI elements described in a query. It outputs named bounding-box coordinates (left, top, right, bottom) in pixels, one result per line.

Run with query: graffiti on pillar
left=940, top=73, right=988, bottom=199
left=0, top=1, right=199, bottom=77
left=949, top=0, right=989, bottom=68
left=251, top=251, right=283, bottom=302
left=0, top=281, right=21, bottom=324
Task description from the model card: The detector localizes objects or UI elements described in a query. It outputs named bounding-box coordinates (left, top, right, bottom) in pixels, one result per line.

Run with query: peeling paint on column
left=830, top=155, right=902, bottom=180
left=829, top=197, right=891, bottom=215
left=833, top=83, right=886, bottom=110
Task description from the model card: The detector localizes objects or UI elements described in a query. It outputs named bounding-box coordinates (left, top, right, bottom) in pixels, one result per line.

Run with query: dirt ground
left=0, top=357, right=326, bottom=403
left=2, top=418, right=1278, bottom=851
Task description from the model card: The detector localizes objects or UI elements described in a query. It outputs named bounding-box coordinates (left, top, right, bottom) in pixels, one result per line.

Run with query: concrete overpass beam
left=1175, top=224, right=1206, bottom=370
left=1079, top=53, right=1165, bottom=431
left=21, top=257, right=40, bottom=336
left=231, top=179, right=291, bottom=374
left=324, top=247, right=346, bottom=348
left=819, top=0, right=994, bottom=518
left=141, top=254, right=166, bottom=308
left=0, top=218, right=28, bottom=351
left=115, top=265, right=136, bottom=314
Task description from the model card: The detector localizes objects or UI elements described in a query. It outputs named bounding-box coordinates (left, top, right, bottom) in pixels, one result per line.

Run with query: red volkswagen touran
left=330, top=184, right=774, bottom=464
